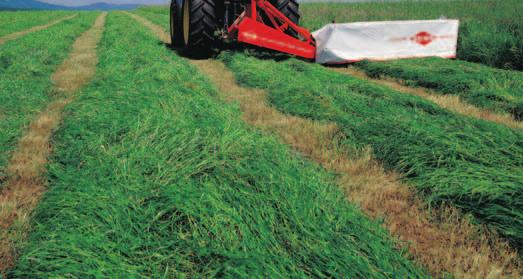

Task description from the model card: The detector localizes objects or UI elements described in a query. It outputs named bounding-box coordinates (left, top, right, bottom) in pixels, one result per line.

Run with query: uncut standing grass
left=10, top=13, right=426, bottom=277
left=0, top=12, right=98, bottom=183
left=222, top=53, right=523, bottom=253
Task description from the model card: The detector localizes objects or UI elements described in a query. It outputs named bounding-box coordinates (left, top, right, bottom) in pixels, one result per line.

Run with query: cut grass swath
left=332, top=66, right=523, bottom=131
left=354, top=58, right=523, bottom=121
left=221, top=53, right=523, bottom=253
left=9, top=13, right=426, bottom=277
left=0, top=12, right=99, bottom=184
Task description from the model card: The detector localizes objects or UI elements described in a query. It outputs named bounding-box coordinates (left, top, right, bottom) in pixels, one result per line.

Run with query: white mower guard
left=313, top=19, right=460, bottom=64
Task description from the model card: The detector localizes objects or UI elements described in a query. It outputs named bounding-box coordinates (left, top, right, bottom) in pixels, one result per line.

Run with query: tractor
left=169, top=0, right=316, bottom=59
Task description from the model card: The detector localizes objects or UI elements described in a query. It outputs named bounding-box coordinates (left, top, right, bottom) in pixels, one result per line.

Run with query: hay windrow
left=354, top=58, right=523, bottom=121
left=333, top=66, right=523, bottom=130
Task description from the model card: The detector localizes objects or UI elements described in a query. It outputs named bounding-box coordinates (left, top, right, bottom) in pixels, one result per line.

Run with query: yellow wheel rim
left=183, top=0, right=190, bottom=45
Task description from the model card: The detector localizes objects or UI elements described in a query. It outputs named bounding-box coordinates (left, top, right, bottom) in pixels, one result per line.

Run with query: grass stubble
left=0, top=12, right=107, bottom=274
left=129, top=12, right=522, bottom=278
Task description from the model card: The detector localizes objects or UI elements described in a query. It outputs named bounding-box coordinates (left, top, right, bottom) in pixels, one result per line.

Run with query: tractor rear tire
left=179, top=0, right=219, bottom=56
left=170, top=0, right=183, bottom=47
left=272, top=0, right=300, bottom=25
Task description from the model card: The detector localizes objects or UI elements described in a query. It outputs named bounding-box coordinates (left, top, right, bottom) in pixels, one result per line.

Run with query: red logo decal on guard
left=412, top=31, right=433, bottom=46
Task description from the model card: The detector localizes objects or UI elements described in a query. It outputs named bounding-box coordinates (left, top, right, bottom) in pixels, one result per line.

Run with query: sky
left=39, top=0, right=169, bottom=6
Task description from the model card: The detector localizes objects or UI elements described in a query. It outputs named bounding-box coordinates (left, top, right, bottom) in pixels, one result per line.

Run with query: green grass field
left=1, top=0, right=522, bottom=276
left=0, top=10, right=74, bottom=37
left=9, top=13, right=426, bottom=277
left=221, top=53, right=523, bottom=252
left=0, top=13, right=98, bottom=182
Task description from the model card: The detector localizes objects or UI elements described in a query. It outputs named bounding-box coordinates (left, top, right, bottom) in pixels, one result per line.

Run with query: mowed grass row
left=10, top=13, right=426, bottom=277
left=0, top=10, right=74, bottom=37
left=0, top=12, right=99, bottom=182
left=354, top=58, right=523, bottom=120
left=302, top=0, right=523, bottom=71
left=221, top=53, right=523, bottom=252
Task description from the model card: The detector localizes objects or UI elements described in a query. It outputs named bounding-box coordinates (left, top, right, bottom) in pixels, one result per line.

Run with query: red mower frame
left=227, top=0, right=316, bottom=59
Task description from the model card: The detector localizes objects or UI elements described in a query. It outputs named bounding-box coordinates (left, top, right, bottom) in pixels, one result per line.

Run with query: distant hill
left=0, top=0, right=140, bottom=10
left=0, top=0, right=63, bottom=9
